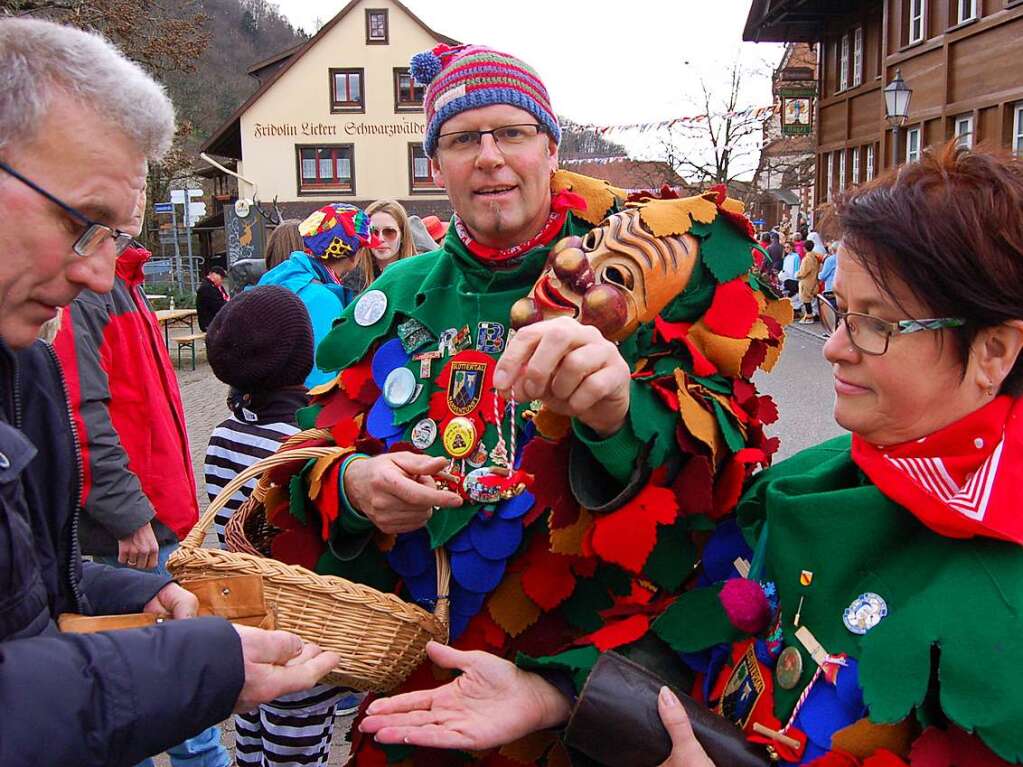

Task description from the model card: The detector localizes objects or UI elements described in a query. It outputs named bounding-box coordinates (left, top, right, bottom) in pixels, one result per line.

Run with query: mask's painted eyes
left=600, top=264, right=634, bottom=291
left=583, top=228, right=602, bottom=250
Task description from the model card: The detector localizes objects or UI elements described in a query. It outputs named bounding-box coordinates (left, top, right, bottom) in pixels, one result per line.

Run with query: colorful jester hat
left=298, top=203, right=379, bottom=260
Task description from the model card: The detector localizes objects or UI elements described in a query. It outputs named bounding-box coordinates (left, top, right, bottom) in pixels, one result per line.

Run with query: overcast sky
left=274, top=1, right=785, bottom=169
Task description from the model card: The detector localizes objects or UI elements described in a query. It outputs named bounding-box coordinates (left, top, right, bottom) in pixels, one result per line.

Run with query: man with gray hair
left=0, top=17, right=339, bottom=766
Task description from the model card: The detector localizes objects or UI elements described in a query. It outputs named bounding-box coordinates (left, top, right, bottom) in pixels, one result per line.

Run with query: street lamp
left=884, top=68, right=913, bottom=165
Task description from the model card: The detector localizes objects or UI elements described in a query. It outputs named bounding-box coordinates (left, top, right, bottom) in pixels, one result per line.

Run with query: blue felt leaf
left=451, top=548, right=507, bottom=593
left=497, top=491, right=535, bottom=520
left=404, top=567, right=439, bottom=607
left=468, top=514, right=524, bottom=560
left=450, top=581, right=487, bottom=615
left=367, top=397, right=402, bottom=440
left=450, top=611, right=471, bottom=640
left=793, top=669, right=866, bottom=749
left=371, top=338, right=409, bottom=388
left=697, top=518, right=753, bottom=587
left=447, top=527, right=474, bottom=552
left=387, top=530, right=432, bottom=577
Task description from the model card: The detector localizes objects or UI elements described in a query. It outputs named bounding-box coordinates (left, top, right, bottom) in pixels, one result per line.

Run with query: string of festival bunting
left=570, top=104, right=779, bottom=136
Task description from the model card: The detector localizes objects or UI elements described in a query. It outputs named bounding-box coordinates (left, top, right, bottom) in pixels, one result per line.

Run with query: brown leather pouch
left=564, top=651, right=771, bottom=767
left=58, top=612, right=159, bottom=633
left=179, top=574, right=275, bottom=630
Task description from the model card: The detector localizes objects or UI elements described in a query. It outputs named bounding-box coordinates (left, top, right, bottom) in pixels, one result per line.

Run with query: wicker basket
left=167, top=430, right=450, bottom=692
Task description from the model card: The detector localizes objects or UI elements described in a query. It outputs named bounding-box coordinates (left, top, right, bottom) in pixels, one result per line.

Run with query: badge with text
left=476, top=321, right=506, bottom=354
left=447, top=359, right=488, bottom=416
left=716, top=643, right=766, bottom=729
left=443, top=417, right=478, bottom=459
left=354, top=289, right=388, bottom=326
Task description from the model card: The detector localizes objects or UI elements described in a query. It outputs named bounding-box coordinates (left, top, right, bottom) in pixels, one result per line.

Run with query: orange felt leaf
left=550, top=507, right=593, bottom=556
left=749, top=318, right=771, bottom=340
left=498, top=731, right=558, bottom=763
left=675, top=370, right=721, bottom=463
left=374, top=530, right=396, bottom=552
left=590, top=483, right=678, bottom=573
left=551, top=169, right=624, bottom=225
left=638, top=195, right=718, bottom=238
left=533, top=407, right=571, bottom=440
left=307, top=451, right=347, bottom=500
left=581, top=614, right=651, bottom=652
left=307, top=374, right=341, bottom=397
left=763, top=295, right=795, bottom=327
left=831, top=718, right=916, bottom=760
left=487, top=572, right=541, bottom=637
left=721, top=197, right=746, bottom=216
left=762, top=343, right=783, bottom=373
left=687, top=321, right=752, bottom=378
left=520, top=550, right=576, bottom=612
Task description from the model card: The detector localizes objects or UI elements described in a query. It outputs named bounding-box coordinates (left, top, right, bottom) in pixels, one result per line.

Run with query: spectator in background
left=797, top=238, right=821, bottom=323
left=820, top=242, right=838, bottom=303
left=407, top=214, right=442, bottom=253
left=258, top=203, right=379, bottom=387
left=203, top=286, right=350, bottom=767
left=767, top=230, right=785, bottom=274
left=422, top=214, right=450, bottom=245
left=364, top=199, right=417, bottom=278
left=264, top=219, right=303, bottom=271
left=196, top=265, right=229, bottom=330
left=793, top=230, right=806, bottom=258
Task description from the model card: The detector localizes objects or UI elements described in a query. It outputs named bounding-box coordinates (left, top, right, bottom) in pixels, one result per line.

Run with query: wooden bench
left=173, top=332, right=206, bottom=370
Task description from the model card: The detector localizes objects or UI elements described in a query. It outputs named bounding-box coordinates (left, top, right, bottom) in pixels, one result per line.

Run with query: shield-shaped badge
left=447, top=360, right=487, bottom=416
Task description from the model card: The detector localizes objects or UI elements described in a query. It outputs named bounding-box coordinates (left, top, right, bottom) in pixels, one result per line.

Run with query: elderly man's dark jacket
left=0, top=338, right=244, bottom=766
left=196, top=276, right=228, bottom=331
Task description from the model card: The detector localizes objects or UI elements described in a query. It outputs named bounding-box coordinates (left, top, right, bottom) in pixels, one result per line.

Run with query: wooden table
left=154, top=308, right=198, bottom=348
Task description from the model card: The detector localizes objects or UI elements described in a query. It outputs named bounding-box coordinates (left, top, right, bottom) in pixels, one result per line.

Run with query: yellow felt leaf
left=754, top=291, right=768, bottom=314
left=262, top=484, right=288, bottom=513
left=488, top=572, right=541, bottom=637
left=762, top=343, right=783, bottom=373
left=763, top=296, right=794, bottom=327
left=551, top=169, right=624, bottom=226
left=638, top=195, right=718, bottom=238
left=550, top=507, right=593, bottom=556
left=306, top=452, right=346, bottom=501
left=704, top=389, right=748, bottom=439
left=307, top=374, right=341, bottom=397
left=831, top=717, right=917, bottom=760
left=499, top=731, right=558, bottom=763
left=675, top=370, right=721, bottom=465
left=534, top=407, right=571, bottom=440
left=687, top=321, right=752, bottom=378
left=750, top=319, right=771, bottom=340
left=721, top=197, right=746, bottom=216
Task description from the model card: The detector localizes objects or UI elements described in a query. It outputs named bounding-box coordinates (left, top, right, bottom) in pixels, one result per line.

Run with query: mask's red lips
left=534, top=275, right=578, bottom=315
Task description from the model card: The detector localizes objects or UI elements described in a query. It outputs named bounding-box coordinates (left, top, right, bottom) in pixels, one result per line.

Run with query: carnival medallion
left=354, top=289, right=388, bottom=326
left=775, top=646, right=803, bottom=690
left=716, top=644, right=766, bottom=729
left=383, top=367, right=418, bottom=408
left=463, top=467, right=504, bottom=504
left=410, top=418, right=438, bottom=450
left=466, top=442, right=489, bottom=468
left=447, top=359, right=488, bottom=416
left=443, top=417, right=478, bottom=459
left=842, top=592, right=888, bottom=635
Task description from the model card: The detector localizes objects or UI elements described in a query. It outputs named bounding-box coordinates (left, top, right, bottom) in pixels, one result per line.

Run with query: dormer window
left=366, top=9, right=388, bottom=44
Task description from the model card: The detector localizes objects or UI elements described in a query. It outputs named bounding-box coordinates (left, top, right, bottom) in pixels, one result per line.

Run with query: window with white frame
left=1013, top=103, right=1023, bottom=157
left=826, top=152, right=834, bottom=202
left=957, top=0, right=977, bottom=24
left=853, top=27, right=864, bottom=87
left=954, top=114, right=974, bottom=149
left=867, top=144, right=876, bottom=180
left=839, top=34, right=850, bottom=91
left=906, top=127, right=922, bottom=163
left=851, top=147, right=861, bottom=185
left=839, top=149, right=847, bottom=189
left=909, top=0, right=926, bottom=43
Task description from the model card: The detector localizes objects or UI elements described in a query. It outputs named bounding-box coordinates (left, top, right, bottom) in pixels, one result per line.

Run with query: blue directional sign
left=153, top=202, right=174, bottom=213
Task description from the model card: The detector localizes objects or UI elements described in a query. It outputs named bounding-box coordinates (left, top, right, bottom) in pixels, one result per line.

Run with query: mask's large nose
left=552, top=243, right=594, bottom=293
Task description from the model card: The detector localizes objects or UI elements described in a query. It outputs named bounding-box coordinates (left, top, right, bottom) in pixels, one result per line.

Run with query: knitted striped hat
left=410, top=44, right=560, bottom=157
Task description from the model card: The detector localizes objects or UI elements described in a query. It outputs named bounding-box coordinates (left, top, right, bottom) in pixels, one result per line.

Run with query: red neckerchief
left=115, top=246, right=150, bottom=287
left=851, top=395, right=1023, bottom=545
left=453, top=189, right=587, bottom=266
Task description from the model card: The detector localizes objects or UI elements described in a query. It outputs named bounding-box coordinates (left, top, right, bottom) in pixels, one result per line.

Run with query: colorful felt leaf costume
left=268, top=170, right=790, bottom=765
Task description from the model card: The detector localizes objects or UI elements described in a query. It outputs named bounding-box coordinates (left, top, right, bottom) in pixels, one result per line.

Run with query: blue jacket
left=0, top=339, right=244, bottom=766
left=258, top=252, right=354, bottom=387
left=820, top=253, right=837, bottom=292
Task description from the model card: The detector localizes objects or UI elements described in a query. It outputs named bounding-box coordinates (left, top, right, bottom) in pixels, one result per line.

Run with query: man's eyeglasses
left=0, top=160, right=134, bottom=257
left=819, top=295, right=965, bottom=356
left=436, top=124, right=545, bottom=155
left=371, top=226, right=399, bottom=240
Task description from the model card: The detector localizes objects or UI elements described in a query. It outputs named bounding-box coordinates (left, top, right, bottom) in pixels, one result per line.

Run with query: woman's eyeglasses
left=371, top=226, right=399, bottom=241
left=819, top=295, right=965, bottom=356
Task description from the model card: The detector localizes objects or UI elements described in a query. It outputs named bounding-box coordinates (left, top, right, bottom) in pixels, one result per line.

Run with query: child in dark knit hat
left=202, top=285, right=352, bottom=767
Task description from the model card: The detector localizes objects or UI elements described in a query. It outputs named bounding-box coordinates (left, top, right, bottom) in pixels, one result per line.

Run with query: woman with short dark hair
left=358, top=143, right=1023, bottom=767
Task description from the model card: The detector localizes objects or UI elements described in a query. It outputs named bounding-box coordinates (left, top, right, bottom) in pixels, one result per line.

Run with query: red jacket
left=53, top=247, right=197, bottom=554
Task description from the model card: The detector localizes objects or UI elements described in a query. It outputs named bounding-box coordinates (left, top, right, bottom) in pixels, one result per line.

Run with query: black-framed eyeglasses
left=436, top=123, right=545, bottom=154
left=0, top=160, right=134, bottom=257
left=819, top=294, right=966, bottom=356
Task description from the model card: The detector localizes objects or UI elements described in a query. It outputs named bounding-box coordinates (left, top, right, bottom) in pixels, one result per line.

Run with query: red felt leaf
left=340, top=358, right=378, bottom=406
left=806, top=751, right=862, bottom=767
left=732, top=378, right=757, bottom=407
left=704, top=280, right=760, bottom=339
left=910, top=726, right=1013, bottom=767
left=591, top=483, right=678, bottom=573
left=331, top=418, right=361, bottom=446
left=654, top=317, right=718, bottom=376
left=758, top=395, right=780, bottom=425
left=863, top=751, right=911, bottom=767
left=270, top=525, right=325, bottom=571
left=579, top=614, right=650, bottom=652
left=672, top=455, right=715, bottom=517
left=265, top=456, right=312, bottom=488
left=760, top=314, right=783, bottom=339
left=519, top=436, right=576, bottom=528
left=266, top=497, right=302, bottom=531
left=314, top=389, right=363, bottom=429
left=649, top=376, right=681, bottom=413
left=712, top=455, right=748, bottom=519
left=315, top=462, right=342, bottom=540
left=454, top=610, right=507, bottom=652
left=509, top=610, right=575, bottom=659
left=675, top=423, right=710, bottom=458
left=740, top=340, right=768, bottom=379
left=520, top=549, right=576, bottom=611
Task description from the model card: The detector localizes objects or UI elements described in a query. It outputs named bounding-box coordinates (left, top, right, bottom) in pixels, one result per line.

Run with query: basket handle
left=184, top=445, right=350, bottom=549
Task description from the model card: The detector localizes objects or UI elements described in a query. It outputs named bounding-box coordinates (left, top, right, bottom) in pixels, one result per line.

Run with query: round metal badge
left=410, top=418, right=438, bottom=450
left=442, top=417, right=478, bottom=459
left=463, top=467, right=503, bottom=504
left=466, top=442, right=488, bottom=468
left=383, top=367, right=417, bottom=408
left=842, top=592, right=888, bottom=635
left=775, top=646, right=803, bottom=690
left=354, top=289, right=388, bottom=326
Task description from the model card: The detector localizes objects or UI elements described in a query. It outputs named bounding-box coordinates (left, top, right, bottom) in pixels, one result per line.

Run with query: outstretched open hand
left=359, top=641, right=572, bottom=751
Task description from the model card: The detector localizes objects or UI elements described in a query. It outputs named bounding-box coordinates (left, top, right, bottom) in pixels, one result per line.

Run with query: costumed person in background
left=362, top=143, right=1023, bottom=767
left=265, top=219, right=303, bottom=271
left=796, top=239, right=820, bottom=323
left=203, top=285, right=352, bottom=767
left=258, top=203, right=380, bottom=387
left=422, top=214, right=450, bottom=247
left=364, top=199, right=417, bottom=278
left=196, top=265, right=229, bottom=331
left=259, top=43, right=790, bottom=766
